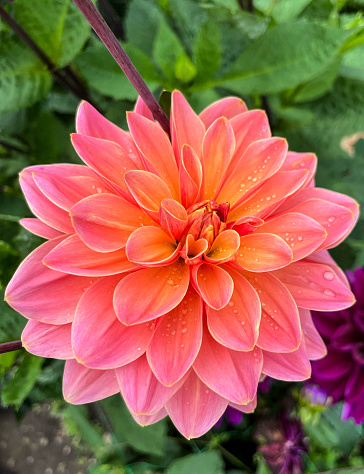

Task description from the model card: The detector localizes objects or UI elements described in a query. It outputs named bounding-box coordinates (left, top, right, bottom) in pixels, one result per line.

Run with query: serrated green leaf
left=101, top=394, right=167, bottom=456
left=169, top=0, right=207, bottom=53
left=153, top=18, right=185, bottom=82
left=126, top=0, right=162, bottom=56
left=14, top=0, right=91, bottom=68
left=1, top=352, right=44, bottom=408
left=0, top=38, right=52, bottom=113
left=219, top=22, right=347, bottom=95
left=272, top=0, right=314, bottom=23
left=167, top=451, right=225, bottom=474
left=193, top=21, right=221, bottom=81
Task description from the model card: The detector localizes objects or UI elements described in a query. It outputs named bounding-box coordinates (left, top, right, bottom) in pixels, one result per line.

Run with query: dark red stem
left=72, top=0, right=171, bottom=137
left=0, top=340, right=23, bottom=354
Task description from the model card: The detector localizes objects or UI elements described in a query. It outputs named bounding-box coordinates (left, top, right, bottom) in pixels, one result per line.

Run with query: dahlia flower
left=311, top=267, right=364, bottom=424
left=5, top=91, right=358, bottom=438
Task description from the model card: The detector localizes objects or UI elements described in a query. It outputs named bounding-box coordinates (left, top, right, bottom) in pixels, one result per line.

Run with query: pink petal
left=114, top=259, right=189, bottom=325
left=71, top=193, right=155, bottom=252
left=131, top=407, right=167, bottom=426
left=262, top=341, right=311, bottom=381
left=127, top=112, right=179, bottom=199
left=126, top=226, right=180, bottom=266
left=272, top=262, right=356, bottom=311
left=242, top=271, right=302, bottom=353
left=22, top=320, right=73, bottom=359
left=230, top=216, right=264, bottom=237
left=166, top=370, right=228, bottom=439
left=193, top=324, right=262, bottom=404
left=134, top=96, right=154, bottom=121
left=230, top=395, right=257, bottom=414
left=236, top=233, right=293, bottom=272
left=179, top=145, right=203, bottom=209
left=159, top=198, right=188, bottom=241
left=305, top=249, right=349, bottom=287
left=207, top=267, right=260, bottom=351
left=20, top=218, right=63, bottom=239
left=116, top=355, right=183, bottom=415
left=125, top=170, right=173, bottom=220
left=202, top=117, right=235, bottom=200
left=20, top=170, right=73, bottom=233
left=287, top=199, right=356, bottom=249
left=182, top=235, right=209, bottom=265
left=72, top=276, right=156, bottom=369
left=33, top=172, right=111, bottom=211
left=63, top=359, right=119, bottom=404
left=257, top=212, right=327, bottom=261
left=171, top=90, right=205, bottom=163
left=71, top=134, right=138, bottom=196
left=43, top=234, right=135, bottom=276
left=228, top=170, right=308, bottom=222
left=76, top=101, right=143, bottom=169
left=190, top=263, right=234, bottom=310
left=199, top=97, right=247, bottom=128
left=204, top=230, right=240, bottom=265
left=280, top=151, right=317, bottom=189
left=5, top=236, right=95, bottom=324
left=218, top=137, right=287, bottom=207
left=299, top=308, right=327, bottom=360
left=147, top=285, right=203, bottom=386
left=225, top=110, right=271, bottom=178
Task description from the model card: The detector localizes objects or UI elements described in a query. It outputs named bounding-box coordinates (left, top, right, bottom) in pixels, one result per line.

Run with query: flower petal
left=207, top=267, right=261, bottom=351
left=131, top=408, right=167, bottom=426
left=116, top=355, right=183, bottom=415
left=171, top=90, right=205, bottom=163
left=199, top=97, right=247, bottom=128
left=166, top=370, right=228, bottom=439
left=134, top=96, right=154, bottom=121
left=179, top=145, right=203, bottom=209
left=262, top=341, right=311, bottom=381
left=280, top=151, right=317, bottom=189
left=193, top=324, right=262, bottom=404
left=20, top=218, right=63, bottom=239
left=127, top=112, right=179, bottom=198
left=126, top=226, right=180, bottom=266
left=72, top=276, right=156, bottom=369
left=204, top=230, right=240, bottom=265
left=218, top=137, right=287, bottom=207
left=22, top=320, right=73, bottom=359
left=76, top=101, right=143, bottom=168
left=202, top=117, right=235, bottom=200
left=236, top=233, right=293, bottom=272
left=230, top=395, right=257, bottom=414
left=256, top=212, right=327, bottom=261
left=63, top=359, right=119, bottom=404
left=147, top=285, right=203, bottom=386
left=272, top=262, right=356, bottom=311
left=190, top=263, right=233, bottom=310
left=43, top=234, right=135, bottom=276
left=70, top=193, right=155, bottom=252
left=242, top=271, right=302, bottom=353
left=5, top=236, right=95, bottom=324
left=299, top=308, right=327, bottom=360
left=20, top=170, right=73, bottom=233
left=159, top=198, right=188, bottom=241
left=114, top=259, right=189, bottom=325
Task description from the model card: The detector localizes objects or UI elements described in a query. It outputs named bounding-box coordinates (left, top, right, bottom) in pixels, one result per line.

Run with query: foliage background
left=0, top=0, right=364, bottom=472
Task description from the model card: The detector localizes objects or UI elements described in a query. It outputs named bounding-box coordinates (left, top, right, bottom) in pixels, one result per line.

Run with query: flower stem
left=72, top=0, right=171, bottom=137
left=0, top=5, right=95, bottom=106
left=0, top=340, right=23, bottom=354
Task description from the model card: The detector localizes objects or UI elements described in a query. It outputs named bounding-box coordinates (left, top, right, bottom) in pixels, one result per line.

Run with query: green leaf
left=271, top=0, right=314, bottom=23
left=153, top=18, right=185, bottom=82
left=14, top=0, right=91, bottom=68
left=0, top=38, right=52, bottom=113
left=219, top=22, right=347, bottom=95
left=167, top=451, right=225, bottom=474
left=76, top=42, right=158, bottom=100
left=62, top=405, right=105, bottom=448
left=1, top=352, right=44, bottom=408
left=101, top=395, right=167, bottom=456
left=341, top=43, right=364, bottom=81
left=175, top=54, right=197, bottom=83
left=193, top=21, right=222, bottom=81
left=126, top=0, right=162, bottom=56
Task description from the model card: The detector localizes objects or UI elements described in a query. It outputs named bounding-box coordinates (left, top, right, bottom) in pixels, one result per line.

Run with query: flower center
left=185, top=200, right=230, bottom=245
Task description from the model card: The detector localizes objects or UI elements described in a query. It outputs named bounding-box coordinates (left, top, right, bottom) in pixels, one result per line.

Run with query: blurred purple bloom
left=214, top=406, right=243, bottom=428
left=259, top=415, right=308, bottom=474
left=303, top=384, right=329, bottom=407
left=311, top=267, right=364, bottom=424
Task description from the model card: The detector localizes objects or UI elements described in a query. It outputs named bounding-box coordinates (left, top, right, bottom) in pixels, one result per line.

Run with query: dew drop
left=323, top=271, right=335, bottom=281
left=228, top=300, right=235, bottom=307
left=96, top=187, right=102, bottom=193
left=182, top=309, right=188, bottom=315
left=167, top=279, right=174, bottom=285
left=171, top=330, right=176, bottom=335
left=324, top=288, right=336, bottom=297
left=297, top=236, right=303, bottom=241
left=180, top=344, right=185, bottom=348
left=181, top=328, right=188, bottom=334
left=328, top=216, right=336, bottom=223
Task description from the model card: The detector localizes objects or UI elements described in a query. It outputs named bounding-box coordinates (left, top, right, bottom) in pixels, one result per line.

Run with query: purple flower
left=259, top=414, right=308, bottom=474
left=311, top=267, right=364, bottom=424
left=214, top=406, right=243, bottom=428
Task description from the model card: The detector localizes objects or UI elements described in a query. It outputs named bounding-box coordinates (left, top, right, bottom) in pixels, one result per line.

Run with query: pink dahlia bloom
left=5, top=91, right=359, bottom=438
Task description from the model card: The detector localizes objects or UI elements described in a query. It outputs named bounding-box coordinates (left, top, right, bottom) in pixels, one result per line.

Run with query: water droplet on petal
left=323, top=271, right=335, bottom=281
left=324, top=288, right=336, bottom=297
left=167, top=279, right=174, bottom=285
